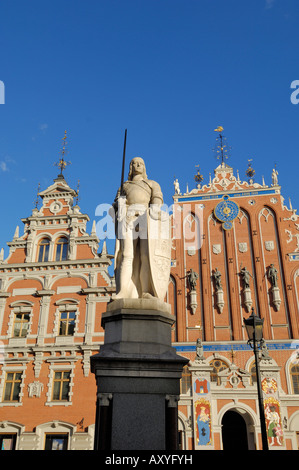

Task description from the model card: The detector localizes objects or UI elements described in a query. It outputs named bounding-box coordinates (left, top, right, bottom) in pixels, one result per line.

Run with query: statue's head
left=128, top=157, right=147, bottom=180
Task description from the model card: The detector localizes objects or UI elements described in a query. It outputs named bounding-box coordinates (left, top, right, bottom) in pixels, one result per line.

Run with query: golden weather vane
left=54, top=130, right=71, bottom=176
left=213, top=126, right=231, bottom=165
left=245, top=158, right=255, bottom=182
left=194, top=165, right=203, bottom=186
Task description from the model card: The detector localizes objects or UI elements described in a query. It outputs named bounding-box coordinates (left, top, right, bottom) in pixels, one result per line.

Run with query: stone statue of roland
left=112, top=157, right=171, bottom=301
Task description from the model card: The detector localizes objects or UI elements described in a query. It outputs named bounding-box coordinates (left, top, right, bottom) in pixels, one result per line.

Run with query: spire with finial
left=245, top=159, right=255, bottom=183
left=213, top=126, right=231, bottom=166
left=54, top=130, right=71, bottom=178
left=75, top=179, right=80, bottom=205
left=34, top=182, right=41, bottom=209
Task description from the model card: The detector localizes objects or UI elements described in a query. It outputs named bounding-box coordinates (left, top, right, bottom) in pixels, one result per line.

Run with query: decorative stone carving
left=238, top=242, right=247, bottom=253
left=28, top=381, right=44, bottom=398
left=212, top=244, right=221, bottom=255
left=285, top=229, right=299, bottom=252
left=265, top=240, right=274, bottom=251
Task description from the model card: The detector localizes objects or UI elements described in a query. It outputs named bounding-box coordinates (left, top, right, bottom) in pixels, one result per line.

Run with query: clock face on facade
left=214, top=195, right=239, bottom=230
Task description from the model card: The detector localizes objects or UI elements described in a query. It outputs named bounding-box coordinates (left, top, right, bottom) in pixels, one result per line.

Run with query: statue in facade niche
left=240, top=266, right=254, bottom=289
left=188, top=269, right=199, bottom=291
left=111, top=157, right=171, bottom=300
left=268, top=264, right=278, bottom=288
left=213, top=268, right=222, bottom=291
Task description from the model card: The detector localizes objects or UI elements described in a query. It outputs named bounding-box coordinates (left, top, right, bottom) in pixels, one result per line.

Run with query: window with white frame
left=59, top=311, right=76, bottom=336
left=45, top=364, right=74, bottom=406
left=8, top=302, right=33, bottom=340
left=0, top=366, right=26, bottom=405
left=55, top=237, right=68, bottom=262
left=37, top=238, right=50, bottom=262
left=54, top=300, right=79, bottom=339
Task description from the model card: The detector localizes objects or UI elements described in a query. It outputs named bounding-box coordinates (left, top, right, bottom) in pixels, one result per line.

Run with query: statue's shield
left=148, top=211, right=171, bottom=300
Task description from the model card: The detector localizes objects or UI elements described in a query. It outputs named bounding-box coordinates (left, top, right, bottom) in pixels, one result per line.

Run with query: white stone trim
left=45, top=363, right=75, bottom=407
left=0, top=364, right=27, bottom=407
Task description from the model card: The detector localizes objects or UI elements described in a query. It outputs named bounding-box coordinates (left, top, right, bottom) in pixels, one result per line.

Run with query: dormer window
left=38, top=238, right=50, bottom=262
left=55, top=237, right=68, bottom=261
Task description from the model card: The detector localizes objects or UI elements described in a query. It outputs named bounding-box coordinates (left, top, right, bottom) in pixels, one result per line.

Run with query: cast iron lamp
left=244, top=308, right=269, bottom=451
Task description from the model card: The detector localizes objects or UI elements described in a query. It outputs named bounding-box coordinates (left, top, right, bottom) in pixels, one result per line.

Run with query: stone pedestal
left=243, top=287, right=253, bottom=312
left=90, top=298, right=188, bottom=451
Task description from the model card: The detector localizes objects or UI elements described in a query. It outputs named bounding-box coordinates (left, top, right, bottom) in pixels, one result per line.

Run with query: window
left=55, top=237, right=68, bottom=261
left=38, top=238, right=50, bottom=262
left=13, top=312, right=30, bottom=337
left=210, top=359, right=228, bottom=385
left=180, top=365, right=191, bottom=394
left=290, top=365, right=299, bottom=394
left=0, top=434, right=16, bottom=450
left=3, top=372, right=22, bottom=402
left=44, top=434, right=68, bottom=450
left=59, top=311, right=76, bottom=336
left=52, top=371, right=71, bottom=401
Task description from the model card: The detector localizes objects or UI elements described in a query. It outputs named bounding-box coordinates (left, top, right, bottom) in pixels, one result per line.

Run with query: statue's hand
left=149, top=204, right=161, bottom=220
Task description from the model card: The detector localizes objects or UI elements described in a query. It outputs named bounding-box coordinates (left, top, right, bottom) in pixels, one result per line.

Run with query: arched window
left=55, top=237, right=68, bottom=261
left=290, top=364, right=299, bottom=394
left=209, top=359, right=228, bottom=385
left=38, top=238, right=50, bottom=262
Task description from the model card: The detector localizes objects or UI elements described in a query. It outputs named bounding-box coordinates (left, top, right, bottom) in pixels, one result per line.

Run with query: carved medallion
left=238, top=242, right=247, bottom=253
left=212, top=244, right=221, bottom=255
left=265, top=241, right=274, bottom=251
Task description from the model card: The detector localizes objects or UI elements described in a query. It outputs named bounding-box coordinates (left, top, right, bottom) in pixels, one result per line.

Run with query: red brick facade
left=0, top=159, right=298, bottom=450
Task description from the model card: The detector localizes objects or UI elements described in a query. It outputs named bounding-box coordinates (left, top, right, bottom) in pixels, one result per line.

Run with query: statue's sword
left=120, top=129, right=127, bottom=195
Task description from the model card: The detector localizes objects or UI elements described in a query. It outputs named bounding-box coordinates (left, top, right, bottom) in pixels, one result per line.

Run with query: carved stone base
left=215, top=288, right=224, bottom=313
left=189, top=290, right=197, bottom=315
left=90, top=298, right=188, bottom=451
left=243, top=287, right=253, bottom=312
left=271, top=286, right=281, bottom=311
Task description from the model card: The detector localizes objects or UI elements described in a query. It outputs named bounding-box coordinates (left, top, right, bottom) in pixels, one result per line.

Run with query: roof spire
left=214, top=126, right=231, bottom=166
left=34, top=182, right=41, bottom=209
left=213, top=126, right=231, bottom=166
left=245, top=158, right=256, bottom=183
left=194, top=165, right=203, bottom=188
left=54, top=130, right=71, bottom=178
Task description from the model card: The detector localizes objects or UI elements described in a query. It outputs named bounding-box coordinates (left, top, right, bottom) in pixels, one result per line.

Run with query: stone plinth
left=90, top=298, right=188, bottom=451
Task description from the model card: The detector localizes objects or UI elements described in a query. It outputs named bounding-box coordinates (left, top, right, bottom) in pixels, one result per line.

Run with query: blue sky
left=0, top=0, right=298, bottom=259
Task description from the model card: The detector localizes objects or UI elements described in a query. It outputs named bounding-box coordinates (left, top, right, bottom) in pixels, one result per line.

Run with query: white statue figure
left=173, top=178, right=181, bottom=195
left=271, top=168, right=278, bottom=186
left=112, top=157, right=171, bottom=300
